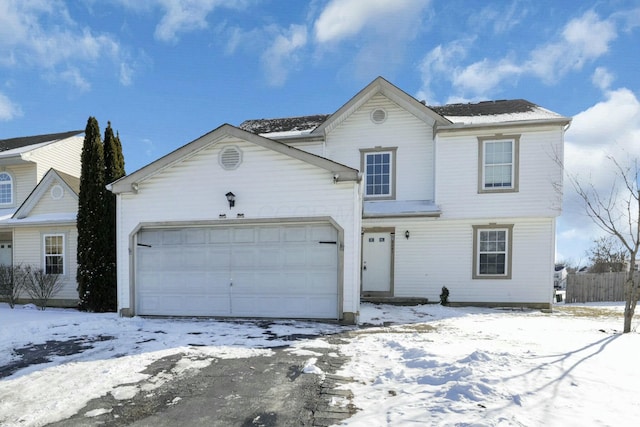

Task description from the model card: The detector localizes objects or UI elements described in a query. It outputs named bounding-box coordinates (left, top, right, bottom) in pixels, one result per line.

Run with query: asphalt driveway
left=32, top=336, right=356, bottom=427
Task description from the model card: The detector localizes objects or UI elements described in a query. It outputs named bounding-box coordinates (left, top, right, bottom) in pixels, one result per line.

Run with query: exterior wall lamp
left=405, top=230, right=410, bottom=239
left=226, top=192, right=235, bottom=209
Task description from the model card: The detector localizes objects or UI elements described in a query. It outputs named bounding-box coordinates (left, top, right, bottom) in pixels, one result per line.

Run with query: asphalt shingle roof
left=238, top=99, right=551, bottom=135
left=0, top=130, right=84, bottom=153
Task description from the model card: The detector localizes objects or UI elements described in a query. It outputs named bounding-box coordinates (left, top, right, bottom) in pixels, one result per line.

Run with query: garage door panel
left=233, top=228, right=255, bottom=243
left=136, top=224, right=338, bottom=319
left=209, top=228, right=231, bottom=243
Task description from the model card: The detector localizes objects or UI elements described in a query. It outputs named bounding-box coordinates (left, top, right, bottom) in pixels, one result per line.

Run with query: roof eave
left=436, top=117, right=572, bottom=133
left=110, top=124, right=359, bottom=194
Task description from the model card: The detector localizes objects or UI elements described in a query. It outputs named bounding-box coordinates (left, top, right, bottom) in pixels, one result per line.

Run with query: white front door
left=0, top=242, right=12, bottom=266
left=362, top=231, right=393, bottom=294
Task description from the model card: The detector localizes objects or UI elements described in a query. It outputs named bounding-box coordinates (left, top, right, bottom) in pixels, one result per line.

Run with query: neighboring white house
left=0, top=131, right=84, bottom=307
left=110, top=77, right=570, bottom=323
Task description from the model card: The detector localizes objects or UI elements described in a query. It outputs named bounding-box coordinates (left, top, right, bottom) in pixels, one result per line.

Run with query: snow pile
left=1, top=302, right=639, bottom=426
left=335, top=303, right=640, bottom=426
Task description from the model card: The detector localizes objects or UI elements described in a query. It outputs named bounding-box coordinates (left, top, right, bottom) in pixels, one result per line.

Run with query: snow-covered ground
left=1, top=302, right=638, bottom=426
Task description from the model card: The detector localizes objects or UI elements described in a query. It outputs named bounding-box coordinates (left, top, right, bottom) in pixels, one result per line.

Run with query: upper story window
left=361, top=147, right=397, bottom=200
left=44, top=234, right=65, bottom=275
left=478, top=136, right=520, bottom=193
left=0, top=172, right=13, bottom=205
left=472, top=224, right=513, bottom=279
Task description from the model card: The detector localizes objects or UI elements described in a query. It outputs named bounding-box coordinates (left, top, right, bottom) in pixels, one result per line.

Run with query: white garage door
left=135, top=223, right=339, bottom=319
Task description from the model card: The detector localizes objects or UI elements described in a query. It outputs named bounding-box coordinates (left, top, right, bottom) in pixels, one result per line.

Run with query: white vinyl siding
left=115, top=137, right=361, bottom=318
left=28, top=181, right=78, bottom=217
left=436, top=127, right=564, bottom=220
left=324, top=94, right=435, bottom=201
left=2, top=164, right=37, bottom=208
left=363, top=217, right=555, bottom=306
left=12, top=226, right=78, bottom=300
left=28, top=136, right=83, bottom=181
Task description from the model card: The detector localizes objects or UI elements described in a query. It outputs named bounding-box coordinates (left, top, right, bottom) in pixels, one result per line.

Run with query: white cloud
left=0, top=0, right=131, bottom=88
left=261, top=25, right=308, bottom=87
left=421, top=10, right=619, bottom=99
left=560, top=87, right=640, bottom=258
left=452, top=58, right=522, bottom=95
left=153, top=0, right=249, bottom=43
left=526, top=11, right=617, bottom=84
left=313, top=0, right=431, bottom=83
left=592, top=67, right=615, bottom=91
left=416, top=40, right=471, bottom=104
left=0, top=92, right=23, bottom=121
left=314, top=0, right=429, bottom=44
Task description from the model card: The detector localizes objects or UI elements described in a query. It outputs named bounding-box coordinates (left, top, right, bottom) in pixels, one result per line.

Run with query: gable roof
left=238, top=78, right=569, bottom=137
left=0, top=130, right=84, bottom=154
left=310, top=76, right=451, bottom=136
left=108, top=124, right=360, bottom=194
left=11, top=168, right=79, bottom=221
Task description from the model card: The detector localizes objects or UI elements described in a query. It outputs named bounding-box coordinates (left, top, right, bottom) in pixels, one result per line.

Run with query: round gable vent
left=219, top=146, right=242, bottom=170
left=370, top=108, right=387, bottom=124
left=50, top=184, right=64, bottom=200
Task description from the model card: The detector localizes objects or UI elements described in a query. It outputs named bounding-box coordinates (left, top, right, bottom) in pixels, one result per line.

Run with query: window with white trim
left=478, top=136, right=519, bottom=193
left=473, top=225, right=513, bottom=279
left=361, top=148, right=397, bottom=199
left=44, top=234, right=65, bottom=275
left=0, top=172, right=13, bottom=205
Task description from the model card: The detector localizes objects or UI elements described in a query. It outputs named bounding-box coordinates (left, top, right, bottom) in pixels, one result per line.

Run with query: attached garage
left=135, top=223, right=339, bottom=318
left=109, top=124, right=361, bottom=323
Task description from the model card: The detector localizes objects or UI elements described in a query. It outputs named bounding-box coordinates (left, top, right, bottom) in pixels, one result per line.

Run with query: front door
left=362, top=231, right=393, bottom=295
left=0, top=242, right=12, bottom=266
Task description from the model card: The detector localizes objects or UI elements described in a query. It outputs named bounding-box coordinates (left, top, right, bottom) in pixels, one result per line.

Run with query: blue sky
left=1, top=0, right=639, bottom=264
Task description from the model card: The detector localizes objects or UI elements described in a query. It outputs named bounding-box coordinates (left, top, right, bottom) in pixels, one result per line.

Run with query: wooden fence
left=565, top=272, right=632, bottom=303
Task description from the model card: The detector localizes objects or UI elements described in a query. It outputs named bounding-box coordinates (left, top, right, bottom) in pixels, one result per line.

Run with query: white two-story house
left=110, top=77, right=570, bottom=323
left=0, top=131, right=84, bottom=307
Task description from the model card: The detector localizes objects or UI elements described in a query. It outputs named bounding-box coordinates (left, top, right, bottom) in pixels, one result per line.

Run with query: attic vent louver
left=371, top=108, right=387, bottom=124
left=219, top=146, right=242, bottom=170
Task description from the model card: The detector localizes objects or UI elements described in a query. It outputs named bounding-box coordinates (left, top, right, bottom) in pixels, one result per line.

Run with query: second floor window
left=362, top=148, right=397, bottom=199
left=478, top=136, right=519, bottom=193
left=0, top=172, right=13, bottom=205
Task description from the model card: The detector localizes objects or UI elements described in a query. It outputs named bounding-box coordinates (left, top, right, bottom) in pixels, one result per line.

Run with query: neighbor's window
left=44, top=234, right=65, bottom=275
left=478, top=136, right=519, bottom=193
left=361, top=148, right=397, bottom=199
left=0, top=172, right=13, bottom=205
left=473, top=225, right=513, bottom=279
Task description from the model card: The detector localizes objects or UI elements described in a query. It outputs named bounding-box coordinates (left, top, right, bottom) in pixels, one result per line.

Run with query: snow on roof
left=363, top=200, right=441, bottom=218
left=240, top=100, right=566, bottom=136
left=239, top=115, right=329, bottom=135
left=1, top=212, right=76, bottom=225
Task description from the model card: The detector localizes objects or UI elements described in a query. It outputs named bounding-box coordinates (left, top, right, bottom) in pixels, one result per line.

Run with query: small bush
left=439, top=286, right=450, bottom=306
left=0, top=265, right=29, bottom=308
left=24, top=266, right=63, bottom=310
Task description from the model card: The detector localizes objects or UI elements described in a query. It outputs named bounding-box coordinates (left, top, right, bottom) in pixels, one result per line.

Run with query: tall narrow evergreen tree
left=103, top=122, right=126, bottom=311
left=77, top=117, right=107, bottom=311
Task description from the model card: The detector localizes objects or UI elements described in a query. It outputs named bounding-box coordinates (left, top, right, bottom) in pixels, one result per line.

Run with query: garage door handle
left=137, top=243, right=152, bottom=247
left=319, top=241, right=337, bottom=244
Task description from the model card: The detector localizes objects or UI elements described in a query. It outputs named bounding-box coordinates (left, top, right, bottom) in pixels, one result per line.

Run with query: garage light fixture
left=405, top=230, right=410, bottom=239
left=226, top=192, right=236, bottom=209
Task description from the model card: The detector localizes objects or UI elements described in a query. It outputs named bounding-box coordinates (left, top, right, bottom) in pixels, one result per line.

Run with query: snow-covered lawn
left=1, top=302, right=639, bottom=426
